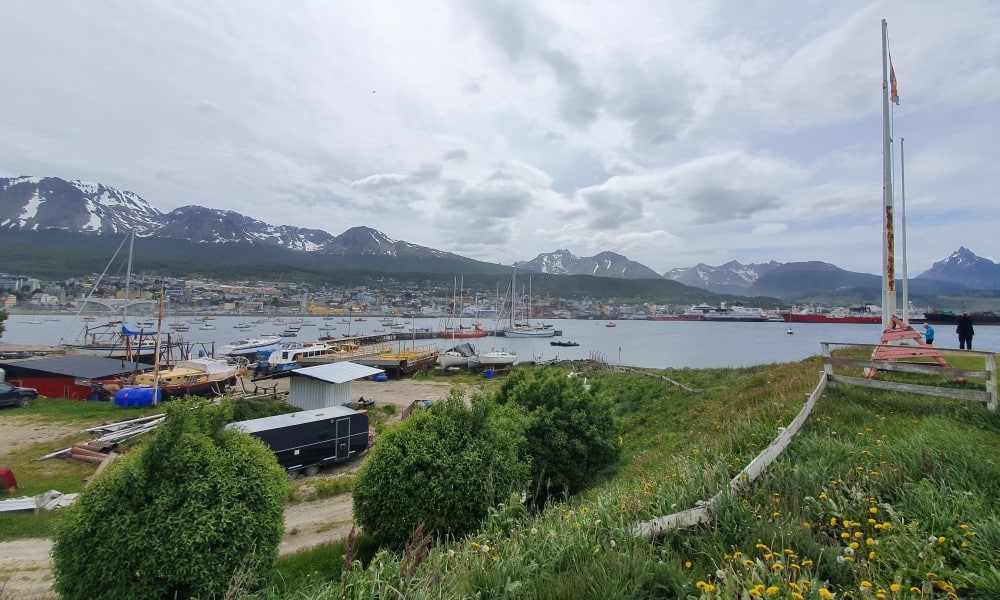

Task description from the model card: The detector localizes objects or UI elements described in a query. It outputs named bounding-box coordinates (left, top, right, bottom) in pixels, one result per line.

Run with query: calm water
left=3, top=315, right=999, bottom=370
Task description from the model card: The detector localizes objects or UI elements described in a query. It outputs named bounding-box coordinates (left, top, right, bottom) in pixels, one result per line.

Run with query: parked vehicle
left=0, top=381, right=38, bottom=408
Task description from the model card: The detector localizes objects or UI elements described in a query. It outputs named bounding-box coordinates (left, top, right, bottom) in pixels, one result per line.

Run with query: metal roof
left=0, top=355, right=149, bottom=379
left=227, top=405, right=359, bottom=434
left=290, top=361, right=384, bottom=384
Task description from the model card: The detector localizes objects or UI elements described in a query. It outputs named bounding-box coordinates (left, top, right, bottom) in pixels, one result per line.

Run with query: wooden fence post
left=987, top=352, right=997, bottom=412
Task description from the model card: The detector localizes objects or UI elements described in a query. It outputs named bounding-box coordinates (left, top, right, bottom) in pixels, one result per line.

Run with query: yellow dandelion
left=733, top=551, right=743, bottom=559
left=866, top=538, right=874, bottom=546
left=861, top=580, right=873, bottom=588
left=869, top=506, right=878, bottom=514
left=771, top=563, right=784, bottom=571
left=937, top=536, right=947, bottom=545
left=801, top=559, right=814, bottom=566
left=792, top=594, right=804, bottom=600
left=841, top=532, right=850, bottom=539
left=830, top=517, right=838, bottom=526
left=819, top=493, right=828, bottom=500
left=869, top=551, right=876, bottom=559
left=889, top=583, right=902, bottom=592
left=684, top=561, right=692, bottom=569
left=766, top=586, right=780, bottom=596
left=744, top=559, right=755, bottom=567
left=819, top=589, right=834, bottom=600
left=909, top=587, right=921, bottom=594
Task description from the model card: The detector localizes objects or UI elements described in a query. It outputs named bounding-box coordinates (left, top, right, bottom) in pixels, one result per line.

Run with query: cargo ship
left=924, top=310, right=1000, bottom=325
left=781, top=305, right=881, bottom=324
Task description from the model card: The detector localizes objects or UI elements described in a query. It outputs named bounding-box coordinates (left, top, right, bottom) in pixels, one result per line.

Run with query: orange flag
left=890, top=63, right=900, bottom=105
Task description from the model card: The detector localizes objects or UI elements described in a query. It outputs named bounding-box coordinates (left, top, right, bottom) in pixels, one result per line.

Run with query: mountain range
left=2, top=176, right=999, bottom=304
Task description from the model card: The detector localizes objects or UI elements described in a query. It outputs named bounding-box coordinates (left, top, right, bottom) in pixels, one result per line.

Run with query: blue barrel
left=113, top=387, right=161, bottom=408
left=484, top=369, right=494, bottom=379
left=372, top=373, right=389, bottom=382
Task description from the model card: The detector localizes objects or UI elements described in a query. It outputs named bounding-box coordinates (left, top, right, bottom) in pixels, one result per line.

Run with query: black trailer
left=227, top=406, right=370, bottom=476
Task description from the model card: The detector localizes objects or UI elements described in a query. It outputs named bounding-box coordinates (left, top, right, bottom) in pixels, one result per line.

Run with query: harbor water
left=3, top=315, right=999, bottom=370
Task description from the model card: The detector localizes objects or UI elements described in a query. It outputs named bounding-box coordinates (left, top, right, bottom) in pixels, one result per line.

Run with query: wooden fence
left=820, top=342, right=997, bottom=412
left=633, top=343, right=998, bottom=538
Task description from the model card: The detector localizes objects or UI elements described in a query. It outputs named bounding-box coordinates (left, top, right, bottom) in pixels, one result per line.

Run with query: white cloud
left=1, top=0, right=998, bottom=276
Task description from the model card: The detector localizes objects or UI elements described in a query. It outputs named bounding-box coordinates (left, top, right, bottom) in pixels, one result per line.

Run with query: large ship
left=781, top=306, right=881, bottom=324
left=924, top=310, right=1000, bottom=325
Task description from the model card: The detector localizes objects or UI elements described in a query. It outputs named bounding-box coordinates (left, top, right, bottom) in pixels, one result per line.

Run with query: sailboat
left=61, top=231, right=159, bottom=361
left=502, top=269, right=555, bottom=338
left=441, top=276, right=487, bottom=339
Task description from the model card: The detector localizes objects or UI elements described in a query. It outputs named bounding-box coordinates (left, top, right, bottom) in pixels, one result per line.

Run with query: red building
left=0, top=355, right=149, bottom=400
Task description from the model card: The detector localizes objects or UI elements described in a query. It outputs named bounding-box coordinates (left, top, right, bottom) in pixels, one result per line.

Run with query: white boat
left=265, top=341, right=335, bottom=374
left=218, top=336, right=282, bottom=358
left=501, top=269, right=555, bottom=338
left=477, top=347, right=517, bottom=367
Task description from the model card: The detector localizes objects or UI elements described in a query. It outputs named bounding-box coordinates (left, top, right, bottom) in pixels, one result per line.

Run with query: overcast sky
left=3, top=1, right=998, bottom=275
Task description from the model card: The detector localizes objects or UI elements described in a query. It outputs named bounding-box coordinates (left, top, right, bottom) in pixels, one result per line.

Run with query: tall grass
left=258, top=359, right=1000, bottom=599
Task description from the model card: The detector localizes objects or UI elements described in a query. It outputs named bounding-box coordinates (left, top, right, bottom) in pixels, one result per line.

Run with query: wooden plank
left=824, top=356, right=987, bottom=379
left=829, top=374, right=991, bottom=403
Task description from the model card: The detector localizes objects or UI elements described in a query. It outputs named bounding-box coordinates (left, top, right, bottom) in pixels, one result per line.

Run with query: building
left=0, top=355, right=149, bottom=400
left=287, top=361, right=384, bottom=410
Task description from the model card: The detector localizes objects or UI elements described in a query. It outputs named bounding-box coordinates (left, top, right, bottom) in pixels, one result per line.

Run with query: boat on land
left=477, top=346, right=517, bottom=368
left=260, top=341, right=335, bottom=375
left=125, top=356, right=246, bottom=400
left=218, top=335, right=282, bottom=358
left=438, top=342, right=480, bottom=369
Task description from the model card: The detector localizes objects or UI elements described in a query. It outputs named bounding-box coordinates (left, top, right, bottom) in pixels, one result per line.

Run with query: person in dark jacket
left=956, top=313, right=975, bottom=350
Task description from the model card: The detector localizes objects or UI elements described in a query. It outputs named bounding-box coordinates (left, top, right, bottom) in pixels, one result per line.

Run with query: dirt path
left=0, top=377, right=461, bottom=599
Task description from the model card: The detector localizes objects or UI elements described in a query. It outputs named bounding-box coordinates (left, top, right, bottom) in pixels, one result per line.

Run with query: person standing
left=922, top=323, right=935, bottom=345
left=956, top=313, right=975, bottom=350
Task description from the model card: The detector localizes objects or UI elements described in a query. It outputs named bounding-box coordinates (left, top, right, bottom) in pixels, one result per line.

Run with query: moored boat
left=218, top=335, right=282, bottom=358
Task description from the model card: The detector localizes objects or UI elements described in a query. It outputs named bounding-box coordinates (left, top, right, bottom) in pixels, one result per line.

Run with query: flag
left=890, top=63, right=899, bottom=105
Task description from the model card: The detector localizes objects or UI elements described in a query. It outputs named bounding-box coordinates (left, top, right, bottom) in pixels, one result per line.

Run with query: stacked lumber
left=38, top=414, right=166, bottom=463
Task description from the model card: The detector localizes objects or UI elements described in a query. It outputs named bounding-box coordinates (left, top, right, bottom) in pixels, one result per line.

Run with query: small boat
left=477, top=347, right=517, bottom=368
left=605, top=322, right=617, bottom=328
left=128, top=357, right=245, bottom=400
left=198, top=324, right=217, bottom=330
left=218, top=335, right=282, bottom=358
left=233, top=323, right=252, bottom=330
left=550, top=340, right=579, bottom=347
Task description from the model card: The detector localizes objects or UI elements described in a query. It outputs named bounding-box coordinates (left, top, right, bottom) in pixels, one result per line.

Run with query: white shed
left=288, top=362, right=384, bottom=410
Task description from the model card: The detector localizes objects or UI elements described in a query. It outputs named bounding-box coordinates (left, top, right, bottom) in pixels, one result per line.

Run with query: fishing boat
left=550, top=340, right=580, bottom=347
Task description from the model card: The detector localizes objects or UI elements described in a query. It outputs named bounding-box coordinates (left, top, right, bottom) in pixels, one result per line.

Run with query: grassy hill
left=285, top=359, right=1000, bottom=599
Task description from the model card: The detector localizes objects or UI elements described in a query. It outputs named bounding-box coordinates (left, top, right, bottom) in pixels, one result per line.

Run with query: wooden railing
left=821, top=342, right=997, bottom=412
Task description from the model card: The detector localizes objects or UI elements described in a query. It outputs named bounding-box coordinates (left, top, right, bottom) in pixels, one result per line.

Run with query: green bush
left=51, top=400, right=288, bottom=600
left=352, top=391, right=530, bottom=549
left=495, top=367, right=622, bottom=506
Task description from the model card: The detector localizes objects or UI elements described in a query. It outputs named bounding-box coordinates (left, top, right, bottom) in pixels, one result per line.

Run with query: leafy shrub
left=352, top=391, right=529, bottom=549
left=495, top=367, right=622, bottom=506
left=52, top=400, right=287, bottom=600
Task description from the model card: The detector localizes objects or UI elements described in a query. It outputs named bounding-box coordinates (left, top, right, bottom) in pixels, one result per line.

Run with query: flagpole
left=880, top=18, right=896, bottom=331
left=900, top=137, right=909, bottom=324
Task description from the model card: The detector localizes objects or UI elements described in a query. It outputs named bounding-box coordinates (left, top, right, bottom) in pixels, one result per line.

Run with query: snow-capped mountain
left=0, top=176, right=458, bottom=261
left=0, top=176, right=163, bottom=234
left=664, top=260, right=783, bottom=294
left=514, top=249, right=663, bottom=279
left=917, top=247, right=1000, bottom=291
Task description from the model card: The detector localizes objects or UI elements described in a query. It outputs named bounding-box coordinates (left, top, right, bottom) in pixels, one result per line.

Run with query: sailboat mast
left=124, top=230, right=134, bottom=324
left=880, top=19, right=897, bottom=330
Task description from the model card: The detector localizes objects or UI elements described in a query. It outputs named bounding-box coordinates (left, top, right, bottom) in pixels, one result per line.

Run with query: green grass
left=10, top=361, right=1000, bottom=599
